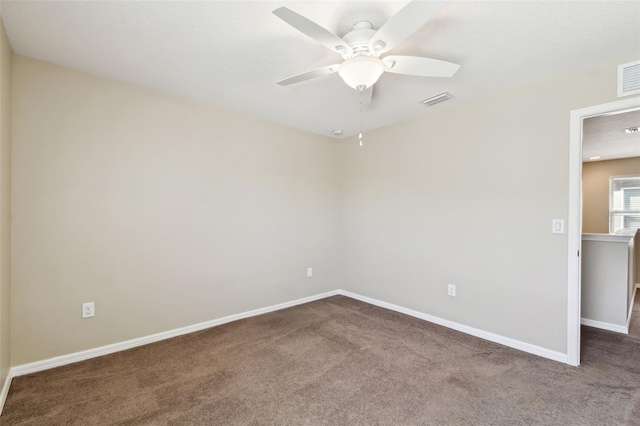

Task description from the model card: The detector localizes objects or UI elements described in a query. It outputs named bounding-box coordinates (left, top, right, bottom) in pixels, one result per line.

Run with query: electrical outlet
left=447, top=284, right=456, bottom=297
left=82, top=302, right=95, bottom=319
left=307, top=267, right=313, bottom=278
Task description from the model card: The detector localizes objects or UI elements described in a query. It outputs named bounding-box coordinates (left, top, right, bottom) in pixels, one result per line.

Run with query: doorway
left=567, top=97, right=640, bottom=366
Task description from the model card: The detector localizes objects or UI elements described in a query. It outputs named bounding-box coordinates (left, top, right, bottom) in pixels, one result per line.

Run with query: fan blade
left=353, top=85, right=373, bottom=105
left=368, top=1, right=446, bottom=54
left=273, top=7, right=353, bottom=56
left=383, top=55, right=459, bottom=77
left=277, top=64, right=340, bottom=86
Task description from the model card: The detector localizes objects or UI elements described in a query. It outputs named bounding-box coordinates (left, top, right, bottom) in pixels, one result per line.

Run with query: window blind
left=609, top=174, right=640, bottom=234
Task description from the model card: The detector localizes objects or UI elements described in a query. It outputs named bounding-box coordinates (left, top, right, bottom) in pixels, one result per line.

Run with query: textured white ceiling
left=1, top=1, right=639, bottom=138
left=583, top=110, right=640, bottom=162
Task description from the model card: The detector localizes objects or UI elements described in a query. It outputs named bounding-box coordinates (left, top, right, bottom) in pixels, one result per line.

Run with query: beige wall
left=8, top=51, right=639, bottom=365
left=0, top=18, right=12, bottom=387
left=339, top=59, right=633, bottom=354
left=11, top=56, right=341, bottom=365
left=582, top=157, right=640, bottom=234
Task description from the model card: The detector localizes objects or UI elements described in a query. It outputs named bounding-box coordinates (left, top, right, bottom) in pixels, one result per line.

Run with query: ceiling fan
left=273, top=1, right=460, bottom=99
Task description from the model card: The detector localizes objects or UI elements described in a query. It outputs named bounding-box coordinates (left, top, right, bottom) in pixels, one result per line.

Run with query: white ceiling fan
left=273, top=1, right=460, bottom=101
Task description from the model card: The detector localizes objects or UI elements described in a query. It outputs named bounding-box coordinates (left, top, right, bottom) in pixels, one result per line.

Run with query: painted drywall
left=9, top=49, right=640, bottom=366
left=581, top=237, right=631, bottom=327
left=582, top=157, right=640, bottom=234
left=339, top=59, right=635, bottom=354
left=0, top=17, right=12, bottom=388
left=11, top=56, right=341, bottom=365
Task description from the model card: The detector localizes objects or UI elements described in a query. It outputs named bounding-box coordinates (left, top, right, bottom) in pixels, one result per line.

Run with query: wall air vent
left=420, top=91, right=454, bottom=107
left=618, top=60, right=640, bottom=97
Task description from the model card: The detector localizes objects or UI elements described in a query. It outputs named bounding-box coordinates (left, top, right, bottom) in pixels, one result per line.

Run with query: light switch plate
left=552, top=219, right=565, bottom=234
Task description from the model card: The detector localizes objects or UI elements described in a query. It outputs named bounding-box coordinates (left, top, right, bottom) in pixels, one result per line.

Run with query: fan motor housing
left=342, top=21, right=377, bottom=57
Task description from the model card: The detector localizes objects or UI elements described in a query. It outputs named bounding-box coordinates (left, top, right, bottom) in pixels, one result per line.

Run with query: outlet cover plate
left=82, top=302, right=95, bottom=318
left=448, top=284, right=456, bottom=297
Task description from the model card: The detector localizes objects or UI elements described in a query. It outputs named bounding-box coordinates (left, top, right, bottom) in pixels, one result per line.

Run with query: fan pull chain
left=358, top=85, right=365, bottom=147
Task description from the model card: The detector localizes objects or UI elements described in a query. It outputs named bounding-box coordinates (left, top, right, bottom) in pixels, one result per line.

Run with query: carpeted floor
left=2, top=295, right=640, bottom=425
left=629, top=291, right=640, bottom=339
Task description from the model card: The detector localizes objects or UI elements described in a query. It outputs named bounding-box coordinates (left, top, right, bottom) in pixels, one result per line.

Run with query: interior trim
left=2, top=288, right=573, bottom=414
left=10, top=290, right=339, bottom=378
left=581, top=233, right=634, bottom=243
left=0, top=372, right=13, bottom=416
left=8, top=289, right=571, bottom=377
left=567, top=96, right=640, bottom=367
left=581, top=318, right=628, bottom=334
left=339, top=290, right=568, bottom=363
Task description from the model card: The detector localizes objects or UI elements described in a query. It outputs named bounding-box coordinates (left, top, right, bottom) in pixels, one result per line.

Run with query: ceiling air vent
left=420, top=91, right=454, bottom=107
left=618, top=60, right=640, bottom=97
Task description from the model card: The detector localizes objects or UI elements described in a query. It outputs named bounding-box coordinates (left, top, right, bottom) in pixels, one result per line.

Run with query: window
left=609, top=174, right=640, bottom=234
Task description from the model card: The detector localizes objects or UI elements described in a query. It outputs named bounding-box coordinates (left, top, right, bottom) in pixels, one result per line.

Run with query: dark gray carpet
left=2, top=295, right=639, bottom=425
left=629, top=293, right=640, bottom=340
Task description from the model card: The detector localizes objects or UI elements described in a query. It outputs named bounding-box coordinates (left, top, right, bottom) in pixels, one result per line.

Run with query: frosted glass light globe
left=338, top=56, right=385, bottom=89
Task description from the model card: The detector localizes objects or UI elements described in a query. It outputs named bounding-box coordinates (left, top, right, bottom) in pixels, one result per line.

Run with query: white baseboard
left=3, top=287, right=575, bottom=416
left=581, top=318, right=628, bottom=334
left=10, top=290, right=339, bottom=378
left=0, top=371, right=13, bottom=416
left=336, top=290, right=568, bottom=364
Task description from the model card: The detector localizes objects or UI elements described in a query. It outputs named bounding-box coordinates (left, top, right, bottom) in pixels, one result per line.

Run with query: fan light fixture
left=338, top=56, right=385, bottom=89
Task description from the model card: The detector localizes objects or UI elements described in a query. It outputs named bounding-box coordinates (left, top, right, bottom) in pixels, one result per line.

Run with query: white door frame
left=567, top=96, right=640, bottom=366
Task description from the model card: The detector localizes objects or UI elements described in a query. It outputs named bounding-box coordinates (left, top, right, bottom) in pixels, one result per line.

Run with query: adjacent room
left=581, top=110, right=640, bottom=337
left=0, top=1, right=639, bottom=424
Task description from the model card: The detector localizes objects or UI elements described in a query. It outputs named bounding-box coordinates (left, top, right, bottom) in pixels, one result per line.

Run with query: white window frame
left=608, top=173, right=640, bottom=234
